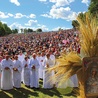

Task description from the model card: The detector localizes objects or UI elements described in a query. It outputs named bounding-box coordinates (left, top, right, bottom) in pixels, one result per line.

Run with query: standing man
left=13, top=55, right=22, bottom=88
left=29, top=53, right=40, bottom=88
left=22, top=56, right=30, bottom=87
left=18, top=51, right=25, bottom=82
left=39, top=52, right=45, bottom=80
left=1, top=54, right=13, bottom=90
left=43, top=53, right=55, bottom=89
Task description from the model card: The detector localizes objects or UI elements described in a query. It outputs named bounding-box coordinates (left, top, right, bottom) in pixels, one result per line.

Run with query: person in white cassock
left=29, top=53, right=40, bottom=88
left=18, top=51, right=25, bottom=82
left=38, top=52, right=45, bottom=79
left=22, top=56, right=30, bottom=87
left=13, top=55, right=22, bottom=88
left=49, top=51, right=56, bottom=65
left=43, top=53, right=54, bottom=89
left=1, top=55, right=13, bottom=90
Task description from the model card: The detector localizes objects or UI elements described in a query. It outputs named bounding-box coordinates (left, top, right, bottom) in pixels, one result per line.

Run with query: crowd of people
left=0, top=29, right=80, bottom=90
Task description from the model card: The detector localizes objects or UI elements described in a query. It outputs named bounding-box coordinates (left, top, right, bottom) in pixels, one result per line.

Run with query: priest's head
left=5, top=55, right=10, bottom=60
left=32, top=53, right=36, bottom=59
left=14, top=55, right=18, bottom=60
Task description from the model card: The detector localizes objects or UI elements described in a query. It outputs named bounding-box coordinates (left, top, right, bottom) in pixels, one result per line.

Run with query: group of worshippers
left=0, top=50, right=78, bottom=90
left=0, top=51, right=57, bottom=90
left=0, top=29, right=79, bottom=90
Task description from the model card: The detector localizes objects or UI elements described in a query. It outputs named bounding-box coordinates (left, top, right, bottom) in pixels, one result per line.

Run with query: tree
left=88, top=0, right=98, bottom=17
left=36, top=28, right=42, bottom=33
left=72, top=20, right=80, bottom=30
left=24, top=28, right=28, bottom=34
left=20, top=28, right=24, bottom=33
left=72, top=12, right=87, bottom=30
left=0, top=21, right=6, bottom=36
left=3, top=24, right=12, bottom=35
left=58, top=28, right=63, bottom=31
left=12, top=29, right=18, bottom=34
left=27, top=28, right=33, bottom=33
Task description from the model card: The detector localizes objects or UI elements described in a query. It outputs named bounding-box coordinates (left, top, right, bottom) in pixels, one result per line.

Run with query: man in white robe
left=1, top=55, right=13, bottom=90
left=49, top=51, right=56, bottom=65
left=18, top=51, right=25, bottom=82
left=22, top=56, right=30, bottom=87
left=43, top=53, right=54, bottom=89
left=39, top=52, right=45, bottom=79
left=29, top=53, right=40, bottom=88
left=38, top=52, right=45, bottom=79
left=13, top=55, right=22, bottom=88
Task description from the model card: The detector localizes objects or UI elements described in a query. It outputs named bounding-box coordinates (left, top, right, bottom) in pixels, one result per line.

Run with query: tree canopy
left=72, top=0, right=98, bottom=30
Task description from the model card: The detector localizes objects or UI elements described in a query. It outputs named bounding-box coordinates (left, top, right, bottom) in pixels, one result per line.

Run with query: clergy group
left=0, top=51, right=56, bottom=90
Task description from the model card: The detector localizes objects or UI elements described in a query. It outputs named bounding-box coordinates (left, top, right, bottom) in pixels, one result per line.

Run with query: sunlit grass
left=0, top=80, right=76, bottom=98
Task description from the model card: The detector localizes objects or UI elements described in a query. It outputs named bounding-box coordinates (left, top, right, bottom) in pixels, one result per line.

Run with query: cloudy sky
left=0, top=0, right=90, bottom=31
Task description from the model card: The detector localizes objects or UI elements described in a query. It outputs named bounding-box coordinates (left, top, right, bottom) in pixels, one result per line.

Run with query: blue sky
left=0, top=0, right=90, bottom=32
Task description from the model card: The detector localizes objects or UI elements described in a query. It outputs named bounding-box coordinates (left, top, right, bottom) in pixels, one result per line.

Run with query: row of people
left=0, top=52, right=55, bottom=90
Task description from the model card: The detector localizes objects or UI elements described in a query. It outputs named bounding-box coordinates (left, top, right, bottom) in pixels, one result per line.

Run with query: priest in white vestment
left=13, top=55, right=22, bottom=88
left=1, top=55, right=13, bottom=90
left=38, top=52, right=45, bottom=79
left=18, top=51, right=25, bottom=82
left=22, top=56, right=30, bottom=87
left=43, top=53, right=54, bottom=89
left=29, top=53, right=40, bottom=88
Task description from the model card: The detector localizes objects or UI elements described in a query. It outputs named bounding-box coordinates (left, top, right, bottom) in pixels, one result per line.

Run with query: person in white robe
left=29, top=53, right=40, bottom=88
left=18, top=51, right=25, bottom=82
left=18, top=51, right=25, bottom=62
left=38, top=52, right=45, bottom=79
left=43, top=53, right=55, bottom=89
left=13, top=55, right=22, bottom=88
left=1, top=55, right=13, bottom=90
left=50, top=51, right=56, bottom=65
left=22, top=56, right=30, bottom=87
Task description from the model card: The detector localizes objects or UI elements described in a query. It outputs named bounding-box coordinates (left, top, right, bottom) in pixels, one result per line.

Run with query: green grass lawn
left=0, top=80, right=77, bottom=98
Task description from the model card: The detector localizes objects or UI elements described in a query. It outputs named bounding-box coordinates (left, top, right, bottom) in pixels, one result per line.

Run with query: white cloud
left=41, top=14, right=52, bottom=18
left=1, top=21, right=7, bottom=24
left=10, top=0, right=20, bottom=6
left=14, top=13, right=36, bottom=19
left=38, top=25, right=49, bottom=31
left=9, top=22, right=22, bottom=30
left=8, top=13, right=14, bottom=17
left=50, top=0, right=75, bottom=8
left=14, top=13, right=26, bottom=18
left=82, top=0, right=89, bottom=6
left=29, top=14, right=36, bottom=18
left=41, top=7, right=77, bottom=21
left=0, top=11, right=9, bottom=18
left=25, top=20, right=38, bottom=26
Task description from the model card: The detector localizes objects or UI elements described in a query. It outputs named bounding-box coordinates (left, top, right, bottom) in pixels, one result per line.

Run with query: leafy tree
left=27, top=28, right=33, bottom=32
left=72, top=20, right=80, bottom=30
left=88, top=0, right=98, bottom=17
left=24, top=28, right=28, bottom=34
left=12, top=29, right=18, bottom=34
left=36, top=28, right=42, bottom=32
left=20, top=28, right=24, bottom=33
left=0, top=21, right=6, bottom=36
left=3, top=24, right=12, bottom=35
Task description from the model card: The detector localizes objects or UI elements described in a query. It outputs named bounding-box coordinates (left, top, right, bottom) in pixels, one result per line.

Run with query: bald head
left=32, top=53, right=36, bottom=59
